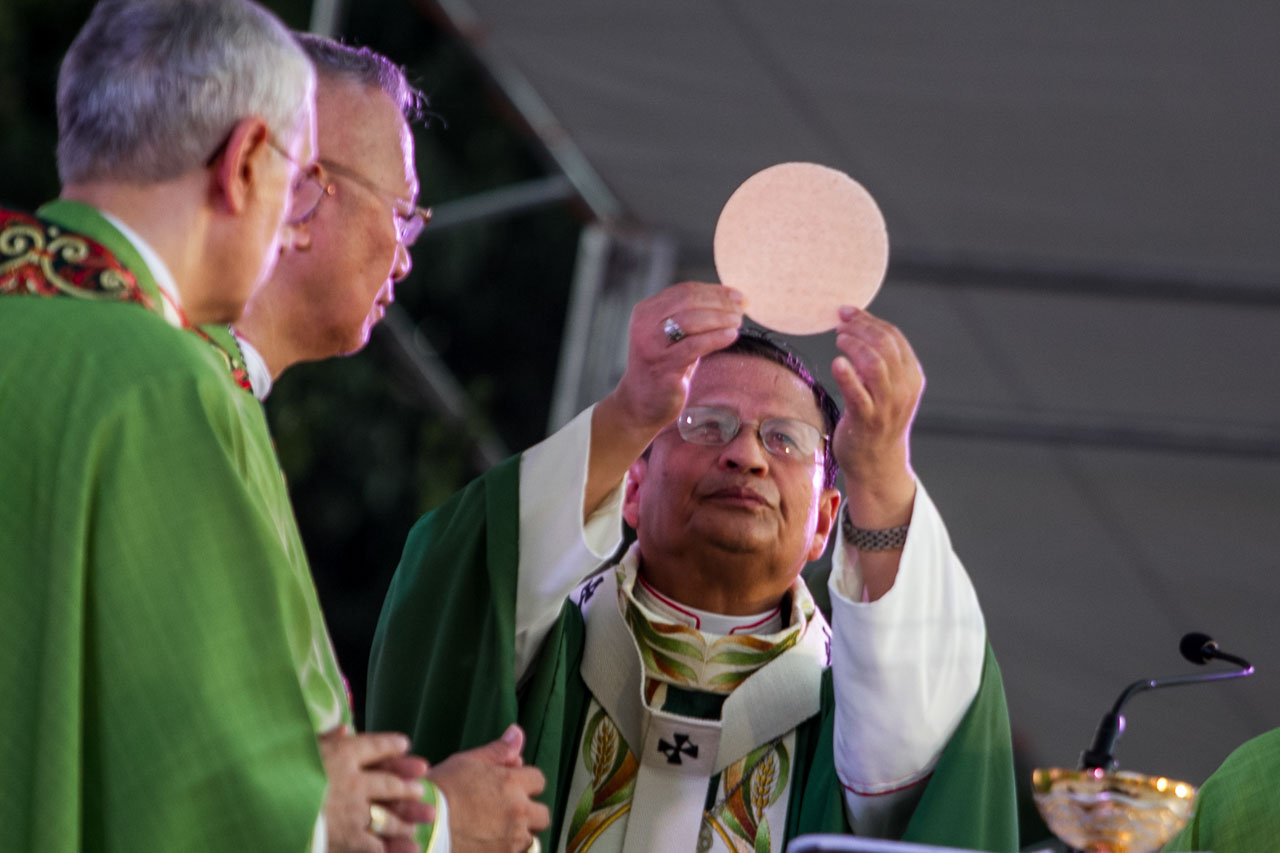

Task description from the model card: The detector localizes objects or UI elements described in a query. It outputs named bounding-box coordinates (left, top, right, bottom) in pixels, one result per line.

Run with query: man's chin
left=690, top=518, right=776, bottom=556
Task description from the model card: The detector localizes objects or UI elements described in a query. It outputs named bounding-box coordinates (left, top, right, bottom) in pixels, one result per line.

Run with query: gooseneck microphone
left=1079, top=632, right=1255, bottom=771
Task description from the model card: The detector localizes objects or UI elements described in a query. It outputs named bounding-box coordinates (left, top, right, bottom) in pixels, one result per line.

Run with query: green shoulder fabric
left=0, top=295, right=328, bottom=852
left=369, top=454, right=594, bottom=851
left=368, top=453, right=525, bottom=758
left=1162, top=726, right=1280, bottom=853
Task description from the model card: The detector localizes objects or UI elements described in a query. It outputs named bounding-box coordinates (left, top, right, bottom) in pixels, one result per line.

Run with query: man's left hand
left=829, top=305, right=922, bottom=529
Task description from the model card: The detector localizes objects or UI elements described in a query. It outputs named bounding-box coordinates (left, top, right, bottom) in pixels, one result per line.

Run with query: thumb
left=487, top=723, right=525, bottom=766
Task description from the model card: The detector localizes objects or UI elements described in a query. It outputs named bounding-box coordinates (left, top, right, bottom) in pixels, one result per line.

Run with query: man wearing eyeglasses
left=197, top=34, right=551, bottom=853
left=369, top=283, right=1018, bottom=851
left=0, top=2, right=418, bottom=852
left=205, top=34, right=432, bottom=400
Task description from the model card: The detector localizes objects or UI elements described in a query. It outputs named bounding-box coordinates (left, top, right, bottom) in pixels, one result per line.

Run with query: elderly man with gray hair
left=0, top=1, right=426, bottom=851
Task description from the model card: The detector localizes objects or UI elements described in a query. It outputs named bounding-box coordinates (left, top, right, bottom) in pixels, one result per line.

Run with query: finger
left=656, top=280, right=745, bottom=313
left=656, top=306, right=744, bottom=341
left=472, top=723, right=526, bottom=767
left=660, top=324, right=740, bottom=363
left=385, top=797, right=436, bottom=825
left=367, top=802, right=416, bottom=840
left=349, top=732, right=413, bottom=767
left=831, top=354, right=873, bottom=416
left=836, top=306, right=907, bottom=367
left=499, top=722, right=525, bottom=764
left=526, top=800, right=552, bottom=832
left=513, top=765, right=548, bottom=797
left=366, top=770, right=428, bottom=803
left=373, top=755, right=430, bottom=779
left=384, top=838, right=422, bottom=853
left=835, top=332, right=892, bottom=401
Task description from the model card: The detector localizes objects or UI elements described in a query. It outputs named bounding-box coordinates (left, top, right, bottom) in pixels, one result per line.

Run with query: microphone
left=1179, top=631, right=1253, bottom=669
left=1079, top=632, right=1255, bottom=771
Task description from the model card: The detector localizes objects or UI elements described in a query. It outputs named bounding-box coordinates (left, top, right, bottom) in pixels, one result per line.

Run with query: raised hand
left=830, top=305, right=922, bottom=532
left=586, top=282, right=744, bottom=516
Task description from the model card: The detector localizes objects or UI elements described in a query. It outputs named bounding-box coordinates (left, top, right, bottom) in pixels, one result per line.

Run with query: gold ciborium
left=1031, top=767, right=1196, bottom=853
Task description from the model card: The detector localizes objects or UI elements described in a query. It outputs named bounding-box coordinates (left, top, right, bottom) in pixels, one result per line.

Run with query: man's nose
left=391, top=240, right=412, bottom=281
left=283, top=220, right=312, bottom=254
left=717, top=426, right=769, bottom=473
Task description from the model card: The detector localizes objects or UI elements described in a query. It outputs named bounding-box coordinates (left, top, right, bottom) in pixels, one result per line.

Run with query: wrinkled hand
left=320, top=727, right=434, bottom=853
left=584, top=282, right=745, bottom=517
left=830, top=306, right=922, bottom=525
left=429, top=724, right=550, bottom=853
left=609, top=281, right=745, bottom=436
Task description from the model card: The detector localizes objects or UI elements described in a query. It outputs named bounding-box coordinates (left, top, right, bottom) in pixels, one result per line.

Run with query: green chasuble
left=0, top=202, right=349, bottom=852
left=1162, top=726, right=1280, bottom=853
left=368, top=454, right=1019, bottom=852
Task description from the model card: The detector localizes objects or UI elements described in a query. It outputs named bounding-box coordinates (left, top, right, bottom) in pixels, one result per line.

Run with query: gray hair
left=293, top=32, right=426, bottom=122
left=57, top=0, right=315, bottom=184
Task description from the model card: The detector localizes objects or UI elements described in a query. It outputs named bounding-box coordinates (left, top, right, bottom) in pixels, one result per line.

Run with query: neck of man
left=636, top=548, right=798, bottom=617
left=233, top=292, right=303, bottom=380
left=61, top=178, right=225, bottom=324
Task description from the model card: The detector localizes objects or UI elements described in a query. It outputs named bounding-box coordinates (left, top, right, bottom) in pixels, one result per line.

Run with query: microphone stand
left=1080, top=637, right=1254, bottom=772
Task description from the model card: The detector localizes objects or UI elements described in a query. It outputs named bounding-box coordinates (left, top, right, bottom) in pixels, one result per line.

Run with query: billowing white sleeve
left=311, top=814, right=325, bottom=853
left=830, top=479, right=985, bottom=838
left=424, top=791, right=450, bottom=853
left=514, top=405, right=625, bottom=681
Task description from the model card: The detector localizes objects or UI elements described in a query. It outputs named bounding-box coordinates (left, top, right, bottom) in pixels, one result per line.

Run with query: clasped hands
left=322, top=723, right=549, bottom=853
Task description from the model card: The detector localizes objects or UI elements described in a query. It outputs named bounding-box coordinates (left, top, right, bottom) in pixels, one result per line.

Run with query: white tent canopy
left=431, top=0, right=1280, bottom=788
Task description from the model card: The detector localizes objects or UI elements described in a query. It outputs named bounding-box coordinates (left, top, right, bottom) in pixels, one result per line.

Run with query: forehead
left=688, top=353, right=824, bottom=424
left=281, top=99, right=318, bottom=162
left=316, top=76, right=417, bottom=195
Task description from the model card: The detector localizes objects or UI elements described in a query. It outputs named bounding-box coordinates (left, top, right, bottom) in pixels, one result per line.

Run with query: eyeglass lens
left=676, top=406, right=822, bottom=461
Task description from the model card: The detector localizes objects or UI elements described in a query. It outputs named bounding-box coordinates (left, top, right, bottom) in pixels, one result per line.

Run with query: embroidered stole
left=562, top=551, right=831, bottom=853
left=1, top=208, right=152, bottom=308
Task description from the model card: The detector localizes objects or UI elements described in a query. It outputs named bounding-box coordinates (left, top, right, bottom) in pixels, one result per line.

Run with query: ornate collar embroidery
left=615, top=554, right=816, bottom=695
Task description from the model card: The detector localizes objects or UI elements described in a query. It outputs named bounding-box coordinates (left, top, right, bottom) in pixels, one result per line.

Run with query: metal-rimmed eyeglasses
left=676, top=406, right=825, bottom=464
left=319, top=158, right=432, bottom=247
left=262, top=137, right=330, bottom=226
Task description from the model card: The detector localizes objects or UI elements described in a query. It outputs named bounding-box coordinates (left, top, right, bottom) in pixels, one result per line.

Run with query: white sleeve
left=311, top=814, right=325, bottom=853
left=514, top=404, right=625, bottom=681
left=829, top=479, right=986, bottom=837
left=423, top=789, right=450, bottom=853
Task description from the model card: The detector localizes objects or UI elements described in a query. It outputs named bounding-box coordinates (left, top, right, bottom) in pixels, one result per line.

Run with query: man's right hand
left=585, top=281, right=744, bottom=517
left=429, top=724, right=551, bottom=853
left=319, top=727, right=432, bottom=853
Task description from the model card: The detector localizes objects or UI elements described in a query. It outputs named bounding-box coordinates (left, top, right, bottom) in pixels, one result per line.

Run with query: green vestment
left=0, top=201, right=348, bottom=852
left=368, top=455, right=1019, bottom=852
left=1162, top=726, right=1280, bottom=853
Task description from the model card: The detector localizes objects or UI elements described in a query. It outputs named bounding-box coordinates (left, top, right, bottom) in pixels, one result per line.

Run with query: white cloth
left=234, top=332, right=274, bottom=401
left=99, top=210, right=185, bottom=329
left=515, top=404, right=986, bottom=845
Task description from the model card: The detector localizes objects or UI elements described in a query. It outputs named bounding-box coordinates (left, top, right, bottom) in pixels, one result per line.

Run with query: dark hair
left=293, top=32, right=427, bottom=122
left=707, top=329, right=841, bottom=489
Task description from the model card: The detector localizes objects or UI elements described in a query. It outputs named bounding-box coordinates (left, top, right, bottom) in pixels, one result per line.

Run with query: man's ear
left=621, top=455, right=648, bottom=531
left=807, top=487, right=841, bottom=562
left=210, top=116, right=271, bottom=215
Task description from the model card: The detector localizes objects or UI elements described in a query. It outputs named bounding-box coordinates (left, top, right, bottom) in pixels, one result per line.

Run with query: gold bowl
left=1031, top=767, right=1196, bottom=853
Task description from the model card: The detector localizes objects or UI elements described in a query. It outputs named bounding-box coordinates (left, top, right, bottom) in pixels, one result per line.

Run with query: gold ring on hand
left=368, top=802, right=392, bottom=836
